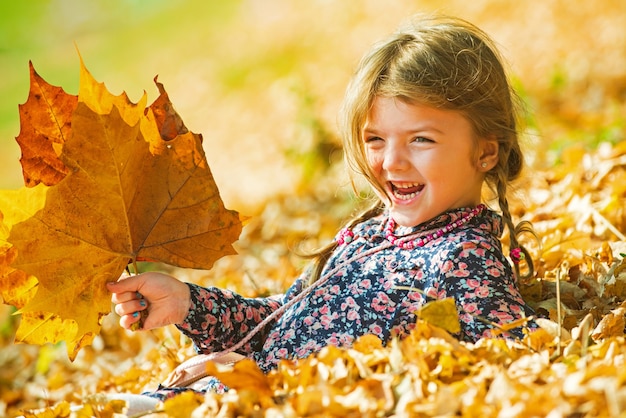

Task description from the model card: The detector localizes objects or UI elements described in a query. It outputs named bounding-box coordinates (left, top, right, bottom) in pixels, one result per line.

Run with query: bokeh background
left=2, top=0, right=626, bottom=415
left=2, top=0, right=625, bottom=213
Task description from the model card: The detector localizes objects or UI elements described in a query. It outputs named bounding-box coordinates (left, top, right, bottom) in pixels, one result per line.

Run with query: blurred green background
left=2, top=0, right=625, bottom=214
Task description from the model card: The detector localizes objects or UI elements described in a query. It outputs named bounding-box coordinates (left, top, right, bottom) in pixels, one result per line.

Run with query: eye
left=413, top=136, right=433, bottom=143
left=364, top=136, right=383, bottom=143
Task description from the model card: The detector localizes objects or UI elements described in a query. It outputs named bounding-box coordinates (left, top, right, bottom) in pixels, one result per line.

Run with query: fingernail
left=132, top=311, right=139, bottom=318
left=140, top=300, right=147, bottom=307
left=136, top=292, right=142, bottom=299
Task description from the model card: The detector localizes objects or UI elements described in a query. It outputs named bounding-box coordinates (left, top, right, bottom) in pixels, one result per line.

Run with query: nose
left=382, top=142, right=409, bottom=171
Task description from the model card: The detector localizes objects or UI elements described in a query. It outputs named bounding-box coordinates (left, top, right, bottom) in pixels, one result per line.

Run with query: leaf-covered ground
left=2, top=1, right=626, bottom=417
left=3, top=140, right=626, bottom=417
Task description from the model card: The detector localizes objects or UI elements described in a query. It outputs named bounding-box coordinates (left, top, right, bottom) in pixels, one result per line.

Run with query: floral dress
left=148, top=206, right=536, bottom=399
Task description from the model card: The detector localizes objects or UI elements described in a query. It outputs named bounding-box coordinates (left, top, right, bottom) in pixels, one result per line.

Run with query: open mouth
left=389, top=182, right=424, bottom=201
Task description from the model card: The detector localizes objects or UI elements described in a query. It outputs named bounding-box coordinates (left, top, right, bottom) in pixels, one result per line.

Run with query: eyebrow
left=363, top=125, right=445, bottom=135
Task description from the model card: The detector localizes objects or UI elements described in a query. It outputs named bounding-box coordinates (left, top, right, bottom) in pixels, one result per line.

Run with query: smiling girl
left=108, top=14, right=537, bottom=404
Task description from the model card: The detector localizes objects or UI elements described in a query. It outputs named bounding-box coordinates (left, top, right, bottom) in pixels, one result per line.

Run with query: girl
left=108, top=14, right=536, bottom=403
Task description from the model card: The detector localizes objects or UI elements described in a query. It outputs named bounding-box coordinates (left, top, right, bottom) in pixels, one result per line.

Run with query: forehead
left=364, top=97, right=472, bottom=132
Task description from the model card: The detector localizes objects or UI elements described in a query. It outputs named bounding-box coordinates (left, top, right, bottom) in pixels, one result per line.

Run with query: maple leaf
left=205, top=358, right=273, bottom=397
left=417, top=297, right=461, bottom=334
left=15, top=62, right=76, bottom=187
left=163, top=391, right=204, bottom=417
left=0, top=58, right=242, bottom=359
left=0, top=192, right=81, bottom=350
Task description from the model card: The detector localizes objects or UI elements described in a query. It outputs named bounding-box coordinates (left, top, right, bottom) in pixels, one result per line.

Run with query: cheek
left=365, top=150, right=382, bottom=172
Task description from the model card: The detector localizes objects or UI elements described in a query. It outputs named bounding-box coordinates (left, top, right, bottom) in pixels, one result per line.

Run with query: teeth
left=393, top=190, right=419, bottom=200
left=392, top=182, right=421, bottom=189
left=390, top=182, right=423, bottom=200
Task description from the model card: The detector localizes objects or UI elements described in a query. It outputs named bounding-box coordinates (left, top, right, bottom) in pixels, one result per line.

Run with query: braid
left=495, top=176, right=534, bottom=281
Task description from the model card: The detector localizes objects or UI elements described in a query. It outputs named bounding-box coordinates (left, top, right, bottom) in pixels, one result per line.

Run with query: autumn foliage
left=3, top=26, right=626, bottom=418
left=3, top=60, right=626, bottom=417
left=0, top=58, right=242, bottom=361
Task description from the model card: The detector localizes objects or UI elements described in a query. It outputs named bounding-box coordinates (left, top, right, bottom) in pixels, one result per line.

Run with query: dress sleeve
left=175, top=283, right=284, bottom=355
left=438, top=239, right=536, bottom=341
left=175, top=270, right=310, bottom=356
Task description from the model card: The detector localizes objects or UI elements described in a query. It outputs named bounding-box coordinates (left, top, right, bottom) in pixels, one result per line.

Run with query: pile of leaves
left=2, top=58, right=626, bottom=417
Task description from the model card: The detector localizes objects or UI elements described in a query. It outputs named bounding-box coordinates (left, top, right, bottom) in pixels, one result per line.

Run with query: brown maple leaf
left=150, top=76, right=189, bottom=141
left=0, top=58, right=242, bottom=359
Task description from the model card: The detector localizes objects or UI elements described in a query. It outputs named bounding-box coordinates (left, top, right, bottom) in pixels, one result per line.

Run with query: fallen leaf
left=352, top=333, right=383, bottom=353
left=21, top=401, right=71, bottom=418
left=150, top=76, right=189, bottom=141
left=163, top=391, right=204, bottom=417
left=15, top=62, right=76, bottom=187
left=0, top=58, right=243, bottom=359
left=488, top=316, right=534, bottom=338
left=591, top=302, right=626, bottom=340
left=205, top=358, right=272, bottom=397
left=418, top=297, right=461, bottom=334
left=0, top=193, right=81, bottom=353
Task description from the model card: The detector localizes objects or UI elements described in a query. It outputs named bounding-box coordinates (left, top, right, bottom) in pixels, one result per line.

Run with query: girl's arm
left=175, top=283, right=283, bottom=355
left=176, top=273, right=309, bottom=355
left=109, top=271, right=303, bottom=355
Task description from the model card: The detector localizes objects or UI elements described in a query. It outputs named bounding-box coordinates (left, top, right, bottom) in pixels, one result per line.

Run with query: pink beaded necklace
left=337, top=204, right=486, bottom=249
left=384, top=204, right=486, bottom=249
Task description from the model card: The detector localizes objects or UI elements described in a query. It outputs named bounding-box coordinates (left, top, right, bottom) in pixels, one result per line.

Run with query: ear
left=477, top=136, right=499, bottom=171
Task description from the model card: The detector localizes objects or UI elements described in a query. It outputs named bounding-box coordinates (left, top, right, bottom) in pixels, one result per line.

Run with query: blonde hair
left=308, top=15, right=532, bottom=284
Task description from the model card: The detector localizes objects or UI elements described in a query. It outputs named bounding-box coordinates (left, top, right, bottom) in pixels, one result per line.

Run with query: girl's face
left=363, top=96, right=497, bottom=227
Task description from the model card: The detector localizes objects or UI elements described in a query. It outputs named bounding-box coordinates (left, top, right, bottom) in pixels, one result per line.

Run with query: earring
left=481, top=162, right=488, bottom=168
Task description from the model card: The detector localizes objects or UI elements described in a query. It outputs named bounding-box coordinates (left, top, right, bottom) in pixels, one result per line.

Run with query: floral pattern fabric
left=147, top=207, right=536, bottom=400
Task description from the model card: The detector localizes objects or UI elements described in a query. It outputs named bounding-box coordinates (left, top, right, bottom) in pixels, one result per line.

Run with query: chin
left=390, top=211, right=423, bottom=227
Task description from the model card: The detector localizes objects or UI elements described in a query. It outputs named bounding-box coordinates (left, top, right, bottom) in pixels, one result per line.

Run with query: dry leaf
left=15, top=62, right=76, bottom=187
left=205, top=358, right=273, bottom=397
left=21, top=401, right=71, bottom=418
left=352, top=333, right=384, bottom=353
left=0, top=58, right=242, bottom=359
left=0, top=193, right=80, bottom=349
left=418, top=297, right=461, bottom=334
left=591, top=302, right=626, bottom=340
left=163, top=391, right=204, bottom=417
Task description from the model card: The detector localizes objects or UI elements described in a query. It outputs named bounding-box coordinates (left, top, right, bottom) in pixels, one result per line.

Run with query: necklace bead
left=336, top=204, right=487, bottom=249
left=384, top=204, right=486, bottom=250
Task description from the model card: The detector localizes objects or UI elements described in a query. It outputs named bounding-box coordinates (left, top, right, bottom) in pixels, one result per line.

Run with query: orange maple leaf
left=0, top=58, right=242, bottom=359
left=15, top=62, right=76, bottom=187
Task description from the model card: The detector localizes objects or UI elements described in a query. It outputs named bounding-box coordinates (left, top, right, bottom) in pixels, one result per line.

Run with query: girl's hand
left=107, top=271, right=191, bottom=331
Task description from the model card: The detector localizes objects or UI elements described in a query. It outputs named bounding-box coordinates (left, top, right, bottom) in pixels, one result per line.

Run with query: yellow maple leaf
left=418, top=297, right=461, bottom=334
left=0, top=58, right=243, bottom=359
left=205, top=358, right=273, bottom=397
left=0, top=192, right=82, bottom=353
left=21, top=401, right=71, bottom=418
left=163, top=391, right=204, bottom=418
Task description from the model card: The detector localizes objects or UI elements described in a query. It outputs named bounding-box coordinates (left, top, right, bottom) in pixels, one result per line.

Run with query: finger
left=110, top=290, right=143, bottom=304
left=110, top=285, right=145, bottom=307
left=119, top=312, right=143, bottom=330
left=107, top=274, right=144, bottom=294
left=114, top=298, right=148, bottom=317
